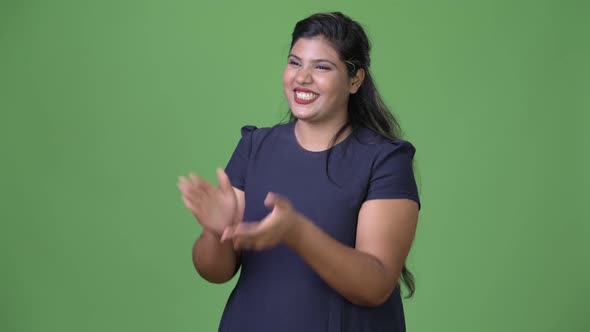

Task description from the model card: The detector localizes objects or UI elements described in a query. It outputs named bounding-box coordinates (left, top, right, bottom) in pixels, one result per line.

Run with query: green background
left=1, top=0, right=588, bottom=331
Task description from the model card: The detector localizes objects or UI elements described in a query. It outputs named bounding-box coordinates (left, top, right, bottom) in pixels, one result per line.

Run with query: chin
left=290, top=109, right=318, bottom=121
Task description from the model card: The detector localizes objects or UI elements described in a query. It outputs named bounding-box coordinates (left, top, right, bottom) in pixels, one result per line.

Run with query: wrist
left=284, top=213, right=307, bottom=249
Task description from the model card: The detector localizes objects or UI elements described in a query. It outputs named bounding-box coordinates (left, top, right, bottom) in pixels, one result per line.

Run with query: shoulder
left=226, top=123, right=292, bottom=188
left=237, top=122, right=291, bottom=137
left=351, top=127, right=417, bottom=162
left=352, top=127, right=420, bottom=207
left=236, top=122, right=292, bottom=146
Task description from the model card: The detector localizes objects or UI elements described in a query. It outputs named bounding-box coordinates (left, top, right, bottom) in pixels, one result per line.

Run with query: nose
left=295, top=67, right=312, bottom=85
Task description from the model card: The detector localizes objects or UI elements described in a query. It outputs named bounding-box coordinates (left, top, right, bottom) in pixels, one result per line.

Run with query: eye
left=315, top=64, right=331, bottom=71
left=288, top=59, right=300, bottom=66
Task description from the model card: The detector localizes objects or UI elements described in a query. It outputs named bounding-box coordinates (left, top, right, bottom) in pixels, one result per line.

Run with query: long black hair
left=288, top=12, right=416, bottom=298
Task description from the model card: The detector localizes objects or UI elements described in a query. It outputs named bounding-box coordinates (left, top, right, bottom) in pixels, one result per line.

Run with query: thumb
left=216, top=168, right=233, bottom=194
left=264, top=192, right=289, bottom=210
left=220, top=225, right=235, bottom=242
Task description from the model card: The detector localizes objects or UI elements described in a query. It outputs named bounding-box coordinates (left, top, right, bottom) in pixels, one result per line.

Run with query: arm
left=179, top=168, right=246, bottom=284
left=286, top=198, right=418, bottom=306
left=192, top=187, right=245, bottom=283
left=192, top=228, right=240, bottom=284
left=223, top=194, right=418, bottom=306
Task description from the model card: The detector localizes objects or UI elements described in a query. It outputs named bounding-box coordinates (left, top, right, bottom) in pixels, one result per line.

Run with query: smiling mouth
left=294, top=90, right=319, bottom=104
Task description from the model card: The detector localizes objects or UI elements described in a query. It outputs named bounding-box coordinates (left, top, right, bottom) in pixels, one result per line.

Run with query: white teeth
left=295, top=91, right=318, bottom=100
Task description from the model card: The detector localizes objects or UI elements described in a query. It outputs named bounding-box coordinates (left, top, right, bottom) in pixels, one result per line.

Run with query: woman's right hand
left=178, top=168, right=238, bottom=236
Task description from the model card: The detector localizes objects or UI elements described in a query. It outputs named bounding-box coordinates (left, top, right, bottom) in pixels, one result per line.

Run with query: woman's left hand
left=221, top=192, right=300, bottom=250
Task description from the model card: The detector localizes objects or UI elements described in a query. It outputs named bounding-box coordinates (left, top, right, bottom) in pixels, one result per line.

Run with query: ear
left=349, top=68, right=365, bottom=94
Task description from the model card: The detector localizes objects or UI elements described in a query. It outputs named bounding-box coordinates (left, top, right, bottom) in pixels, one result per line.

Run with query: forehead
left=290, top=36, right=340, bottom=60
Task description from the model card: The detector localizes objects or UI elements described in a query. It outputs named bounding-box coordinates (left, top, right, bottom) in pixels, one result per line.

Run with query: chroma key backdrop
left=1, top=1, right=588, bottom=331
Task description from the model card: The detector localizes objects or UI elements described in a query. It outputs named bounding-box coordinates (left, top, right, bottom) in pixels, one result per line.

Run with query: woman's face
left=282, top=36, right=363, bottom=124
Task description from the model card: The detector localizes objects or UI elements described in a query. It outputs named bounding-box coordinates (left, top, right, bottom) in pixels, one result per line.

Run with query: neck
left=294, top=118, right=351, bottom=152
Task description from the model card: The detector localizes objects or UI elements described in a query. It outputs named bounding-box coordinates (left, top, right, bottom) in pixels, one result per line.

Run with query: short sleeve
left=366, top=140, right=421, bottom=209
left=225, top=125, right=257, bottom=191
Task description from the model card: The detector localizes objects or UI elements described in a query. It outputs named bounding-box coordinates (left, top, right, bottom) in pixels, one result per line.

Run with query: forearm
left=285, top=215, right=396, bottom=307
left=193, top=228, right=240, bottom=283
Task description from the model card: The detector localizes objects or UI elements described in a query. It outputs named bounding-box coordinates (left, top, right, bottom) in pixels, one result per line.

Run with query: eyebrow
left=288, top=54, right=338, bottom=67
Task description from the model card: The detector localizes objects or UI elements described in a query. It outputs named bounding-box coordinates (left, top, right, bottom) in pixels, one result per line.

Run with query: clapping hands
left=221, top=192, right=300, bottom=251
left=178, top=168, right=238, bottom=237
left=178, top=169, right=300, bottom=251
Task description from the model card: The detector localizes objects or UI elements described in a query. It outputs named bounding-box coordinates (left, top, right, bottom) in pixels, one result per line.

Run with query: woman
left=178, top=12, right=421, bottom=332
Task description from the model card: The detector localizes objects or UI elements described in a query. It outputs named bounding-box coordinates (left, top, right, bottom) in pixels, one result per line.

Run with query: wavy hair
left=287, top=12, right=416, bottom=298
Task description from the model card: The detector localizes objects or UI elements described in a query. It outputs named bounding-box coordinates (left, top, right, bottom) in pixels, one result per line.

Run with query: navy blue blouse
left=220, top=121, right=420, bottom=332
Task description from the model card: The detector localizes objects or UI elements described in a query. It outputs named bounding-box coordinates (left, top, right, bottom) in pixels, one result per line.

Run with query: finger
left=216, top=168, right=233, bottom=194
left=220, top=226, right=235, bottom=242
left=182, top=195, right=196, bottom=211
left=253, top=213, right=280, bottom=234
left=236, top=237, right=266, bottom=251
left=178, top=175, right=195, bottom=192
left=199, top=179, right=216, bottom=199
left=186, top=174, right=209, bottom=198
left=232, top=225, right=267, bottom=251
left=236, top=238, right=259, bottom=251
left=190, top=173, right=217, bottom=199
left=264, top=192, right=290, bottom=210
left=183, top=191, right=206, bottom=215
left=233, top=237, right=251, bottom=250
left=182, top=194, right=203, bottom=212
left=179, top=178, right=197, bottom=196
left=178, top=176, right=191, bottom=192
left=264, top=192, right=276, bottom=209
left=232, top=222, right=262, bottom=238
left=189, top=173, right=206, bottom=187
